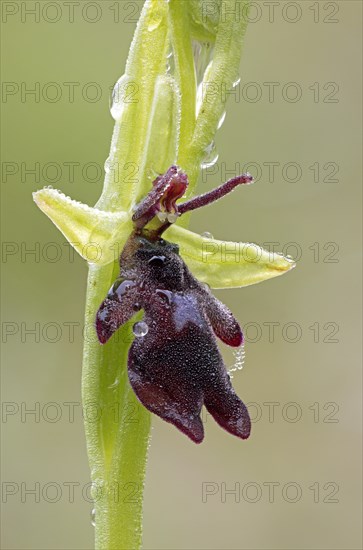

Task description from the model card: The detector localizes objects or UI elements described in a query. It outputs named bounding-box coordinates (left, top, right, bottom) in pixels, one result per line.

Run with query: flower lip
left=96, top=230, right=251, bottom=443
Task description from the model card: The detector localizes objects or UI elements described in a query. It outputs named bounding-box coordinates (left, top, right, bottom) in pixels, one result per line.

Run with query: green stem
left=81, top=3, right=170, bottom=548
left=82, top=263, right=151, bottom=549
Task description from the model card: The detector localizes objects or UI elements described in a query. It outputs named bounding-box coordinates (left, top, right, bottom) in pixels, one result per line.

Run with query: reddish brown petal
left=96, top=279, right=140, bottom=344
left=203, top=293, right=243, bottom=347
left=128, top=364, right=205, bottom=444
left=132, top=166, right=188, bottom=229
left=204, top=371, right=251, bottom=440
left=128, top=290, right=250, bottom=443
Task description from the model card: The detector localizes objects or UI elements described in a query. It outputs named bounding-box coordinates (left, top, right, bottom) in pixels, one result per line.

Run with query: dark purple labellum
left=96, top=166, right=253, bottom=443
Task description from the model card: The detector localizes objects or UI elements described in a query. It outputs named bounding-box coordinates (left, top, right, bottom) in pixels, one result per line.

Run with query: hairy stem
left=82, top=263, right=151, bottom=549
left=78, top=2, right=250, bottom=549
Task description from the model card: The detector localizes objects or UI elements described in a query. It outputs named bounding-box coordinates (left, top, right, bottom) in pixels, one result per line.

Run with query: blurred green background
left=1, top=1, right=362, bottom=549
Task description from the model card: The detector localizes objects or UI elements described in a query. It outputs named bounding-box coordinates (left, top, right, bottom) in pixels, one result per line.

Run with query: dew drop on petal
left=109, top=279, right=135, bottom=300
left=201, top=231, right=214, bottom=239
left=91, top=508, right=96, bottom=527
left=156, top=289, right=173, bottom=306
left=148, top=255, right=166, bottom=267
left=233, top=76, right=241, bottom=88
left=133, top=321, right=149, bottom=337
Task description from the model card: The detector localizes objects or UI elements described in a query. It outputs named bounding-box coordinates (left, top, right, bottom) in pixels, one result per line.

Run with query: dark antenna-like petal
left=202, top=292, right=243, bottom=347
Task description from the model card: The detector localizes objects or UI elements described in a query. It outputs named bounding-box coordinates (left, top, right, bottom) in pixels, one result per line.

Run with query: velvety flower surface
left=96, top=166, right=254, bottom=442
left=97, top=236, right=250, bottom=443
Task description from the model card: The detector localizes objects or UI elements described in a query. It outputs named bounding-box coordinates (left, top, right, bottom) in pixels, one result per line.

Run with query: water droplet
left=233, top=76, right=241, bottom=88
left=156, top=289, right=173, bottom=305
left=110, top=74, right=130, bottom=121
left=193, top=41, right=214, bottom=86
left=196, top=84, right=203, bottom=117
left=148, top=255, right=166, bottom=267
left=217, top=111, right=226, bottom=130
left=133, top=321, right=149, bottom=337
left=201, top=141, right=219, bottom=169
left=167, top=212, right=179, bottom=223
left=91, top=508, right=96, bottom=527
left=104, top=156, right=111, bottom=174
left=229, top=345, right=245, bottom=378
left=108, top=279, right=135, bottom=300
left=108, top=378, right=119, bottom=389
left=157, top=211, right=168, bottom=222
left=201, top=231, right=214, bottom=239
left=97, top=308, right=109, bottom=322
left=165, top=50, right=175, bottom=75
left=148, top=13, right=162, bottom=31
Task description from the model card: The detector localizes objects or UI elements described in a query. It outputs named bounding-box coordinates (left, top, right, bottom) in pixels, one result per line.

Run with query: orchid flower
left=96, top=167, right=255, bottom=443
left=33, top=1, right=295, bottom=549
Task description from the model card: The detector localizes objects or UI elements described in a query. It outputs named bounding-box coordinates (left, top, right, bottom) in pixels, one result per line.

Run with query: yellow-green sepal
left=166, top=224, right=296, bottom=289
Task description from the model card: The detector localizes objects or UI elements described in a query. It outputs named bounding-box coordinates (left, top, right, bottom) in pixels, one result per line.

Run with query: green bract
left=33, top=1, right=295, bottom=549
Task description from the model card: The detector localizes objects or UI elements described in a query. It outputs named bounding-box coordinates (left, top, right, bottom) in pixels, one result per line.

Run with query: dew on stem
left=201, top=231, right=214, bottom=239
left=200, top=141, right=219, bottom=169
left=90, top=508, right=96, bottom=527
left=110, top=74, right=129, bottom=121
left=192, top=40, right=215, bottom=85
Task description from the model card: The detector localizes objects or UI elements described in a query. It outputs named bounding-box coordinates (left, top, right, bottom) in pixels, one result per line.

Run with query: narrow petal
left=96, top=280, right=140, bottom=344
left=127, top=283, right=250, bottom=443
left=165, top=225, right=296, bottom=289
left=33, top=188, right=132, bottom=265
left=201, top=292, right=243, bottom=347
left=204, top=375, right=251, bottom=440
